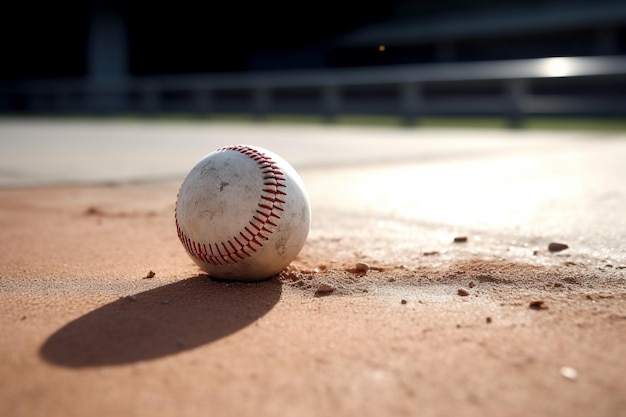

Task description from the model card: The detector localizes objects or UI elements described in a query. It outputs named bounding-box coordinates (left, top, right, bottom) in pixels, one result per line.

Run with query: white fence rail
left=2, top=56, right=626, bottom=125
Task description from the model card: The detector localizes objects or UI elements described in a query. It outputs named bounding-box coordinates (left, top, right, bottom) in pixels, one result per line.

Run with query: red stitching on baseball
left=175, top=145, right=286, bottom=266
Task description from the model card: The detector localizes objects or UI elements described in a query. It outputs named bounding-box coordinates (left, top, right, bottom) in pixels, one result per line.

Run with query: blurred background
left=1, top=0, right=626, bottom=127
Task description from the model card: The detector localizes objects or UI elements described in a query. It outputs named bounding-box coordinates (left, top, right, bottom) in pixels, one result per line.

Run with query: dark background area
left=1, top=0, right=625, bottom=120
left=7, top=0, right=624, bottom=81
left=1, top=0, right=396, bottom=81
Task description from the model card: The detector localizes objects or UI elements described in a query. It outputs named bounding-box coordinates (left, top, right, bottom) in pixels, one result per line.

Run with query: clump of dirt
left=84, top=205, right=157, bottom=218
left=457, top=288, right=470, bottom=296
left=278, top=265, right=374, bottom=296
left=548, top=242, right=569, bottom=252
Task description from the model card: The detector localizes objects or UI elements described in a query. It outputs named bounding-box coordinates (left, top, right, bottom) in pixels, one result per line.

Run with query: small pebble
left=84, top=206, right=103, bottom=216
left=554, top=282, right=563, bottom=288
left=560, top=366, right=578, bottom=380
left=355, top=262, right=370, bottom=272
left=486, top=317, right=492, bottom=324
left=453, top=236, right=468, bottom=243
left=401, top=299, right=407, bottom=305
left=529, top=300, right=547, bottom=310
left=468, top=281, right=476, bottom=288
left=145, top=270, right=156, bottom=279
left=423, top=251, right=439, bottom=256
left=457, top=288, right=470, bottom=297
left=548, top=242, right=569, bottom=252
left=315, top=283, right=336, bottom=295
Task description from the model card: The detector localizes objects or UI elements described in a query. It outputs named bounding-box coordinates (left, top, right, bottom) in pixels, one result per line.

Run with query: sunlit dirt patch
left=280, top=258, right=625, bottom=304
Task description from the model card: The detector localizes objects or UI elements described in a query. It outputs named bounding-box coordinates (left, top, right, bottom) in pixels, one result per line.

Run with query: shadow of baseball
left=40, top=275, right=282, bottom=367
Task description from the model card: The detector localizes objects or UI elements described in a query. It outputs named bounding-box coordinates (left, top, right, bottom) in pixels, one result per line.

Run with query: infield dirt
left=1, top=120, right=625, bottom=417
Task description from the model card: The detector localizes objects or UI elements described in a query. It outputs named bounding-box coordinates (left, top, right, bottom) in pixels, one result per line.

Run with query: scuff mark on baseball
left=175, top=144, right=311, bottom=282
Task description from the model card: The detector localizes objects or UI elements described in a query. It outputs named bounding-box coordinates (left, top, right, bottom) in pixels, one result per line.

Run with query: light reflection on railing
left=1, top=55, right=626, bottom=125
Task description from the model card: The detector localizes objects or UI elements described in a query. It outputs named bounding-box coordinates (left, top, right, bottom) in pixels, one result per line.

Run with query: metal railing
left=2, top=56, right=626, bottom=125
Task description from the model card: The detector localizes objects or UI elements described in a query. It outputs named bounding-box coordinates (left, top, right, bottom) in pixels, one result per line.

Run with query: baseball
left=175, top=144, right=311, bottom=282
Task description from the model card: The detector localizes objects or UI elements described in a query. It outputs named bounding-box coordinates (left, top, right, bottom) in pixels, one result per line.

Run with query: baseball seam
left=175, top=145, right=286, bottom=266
